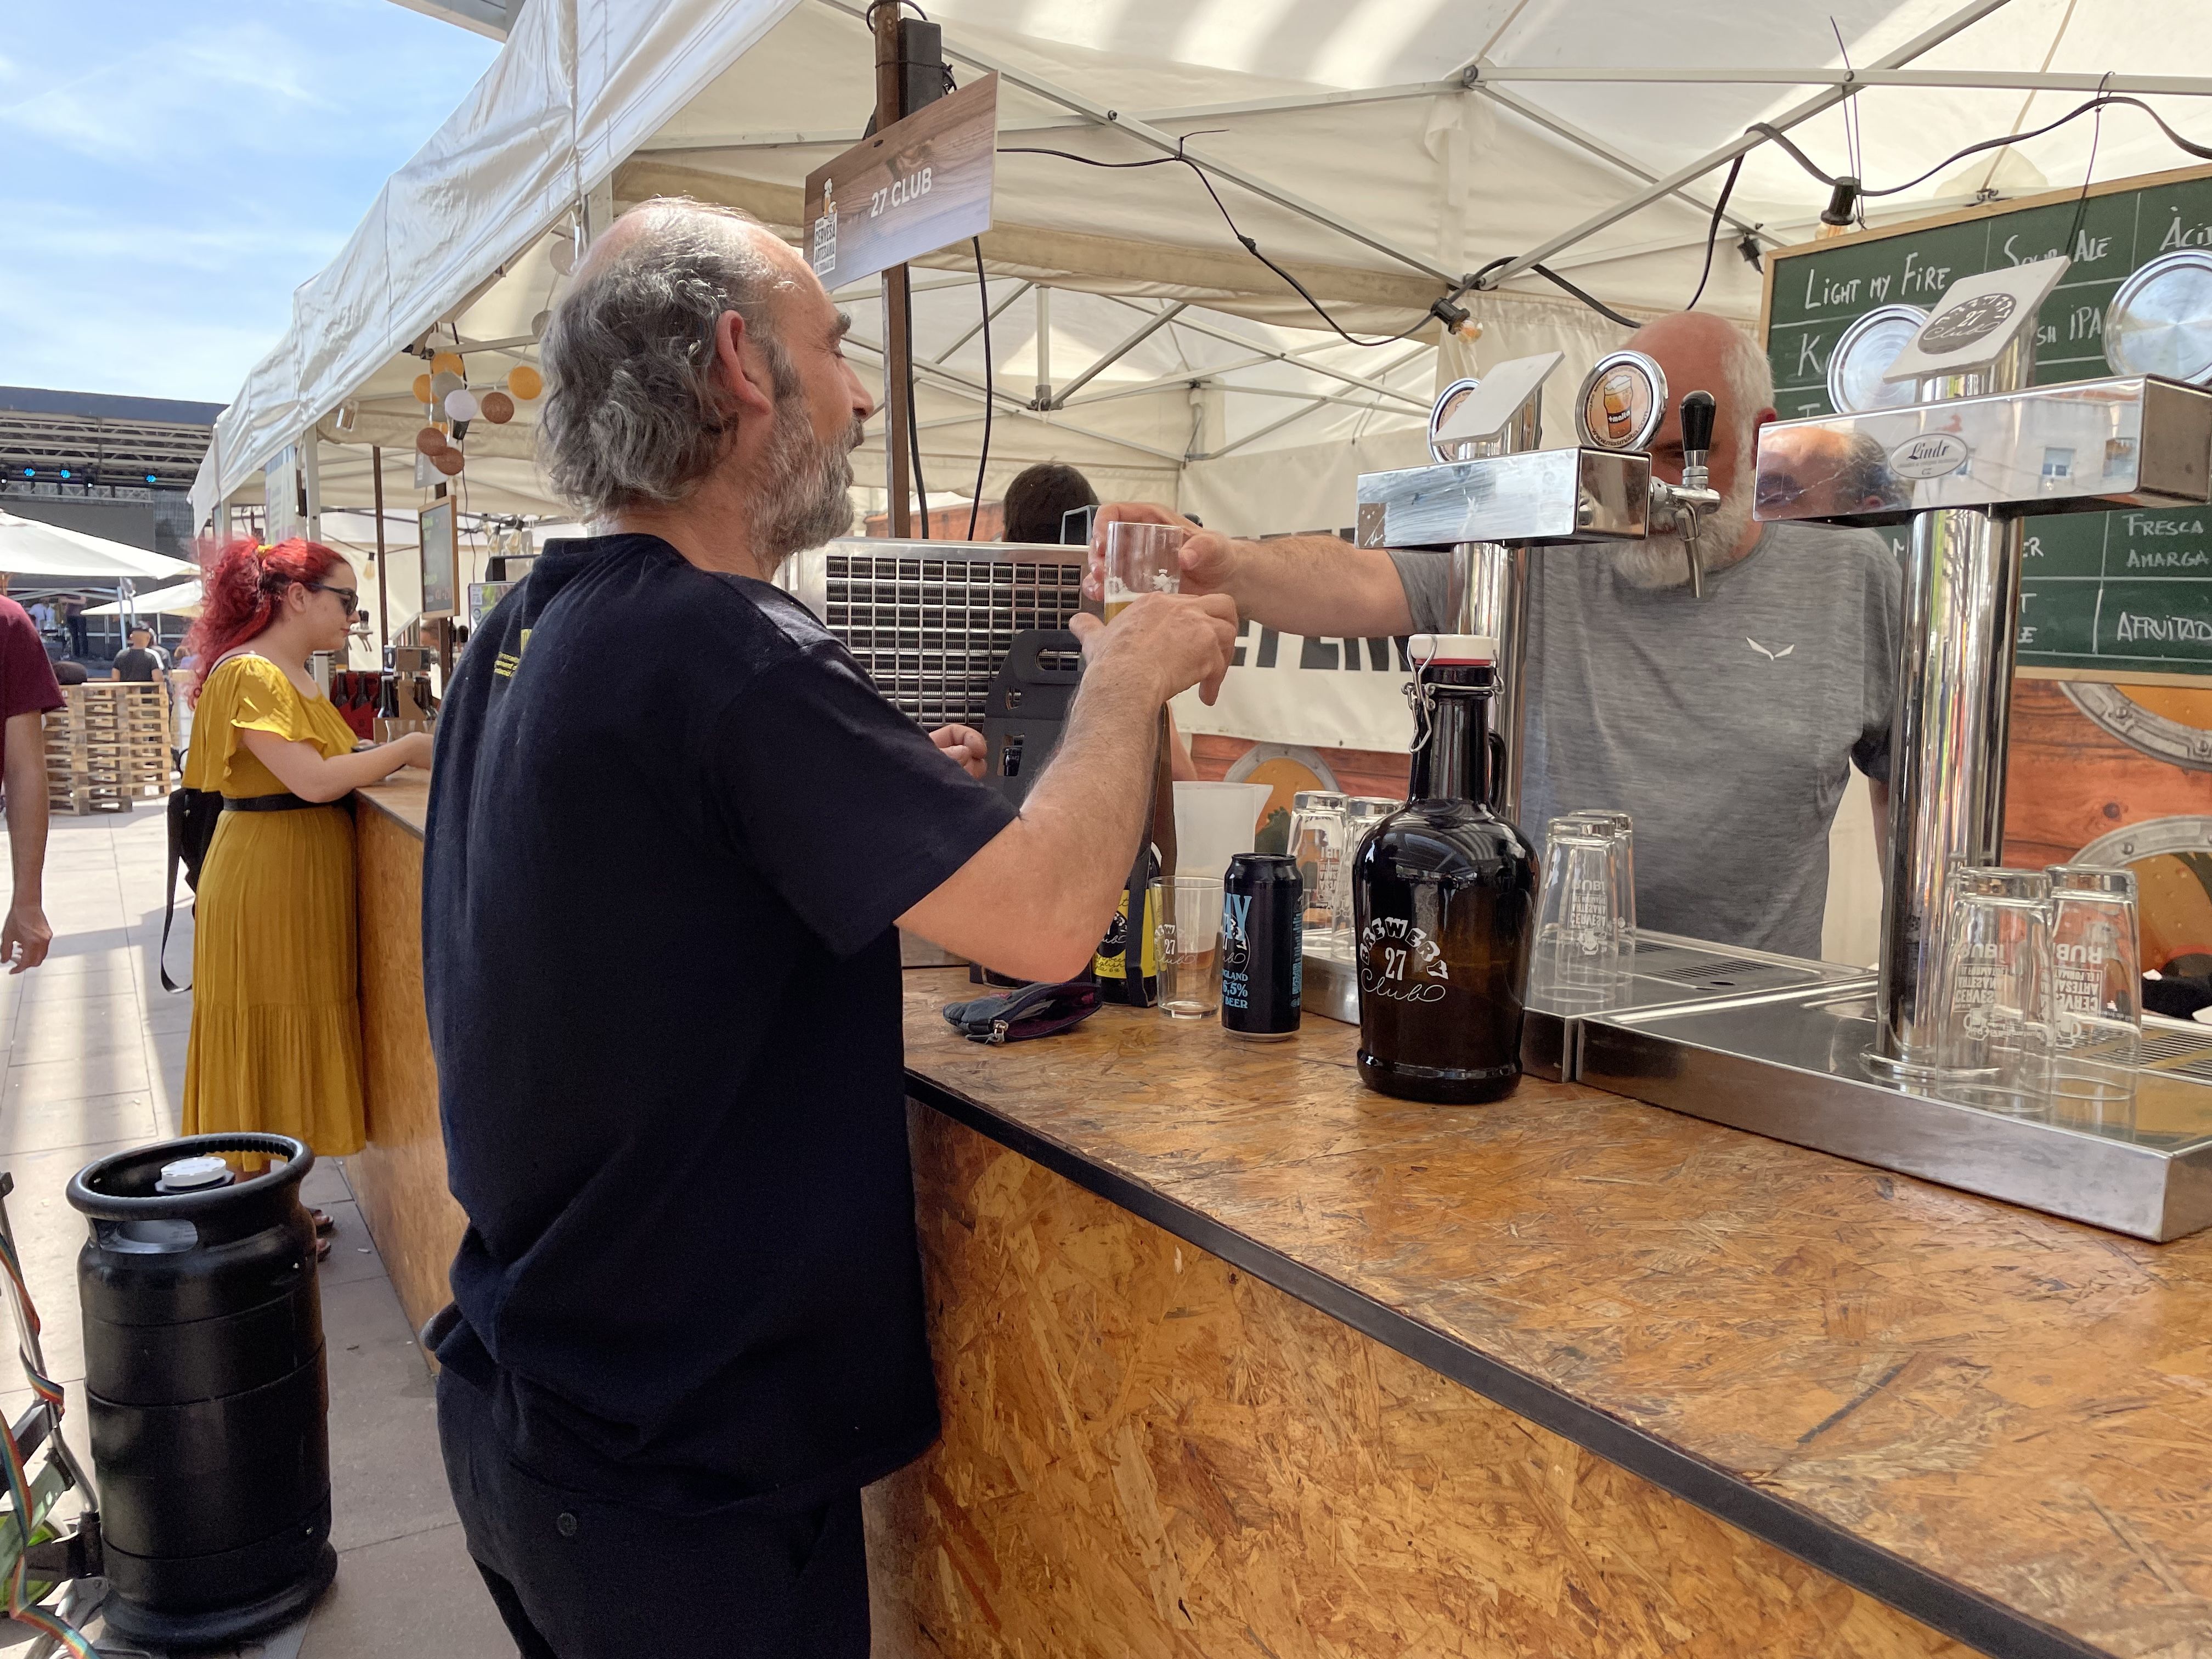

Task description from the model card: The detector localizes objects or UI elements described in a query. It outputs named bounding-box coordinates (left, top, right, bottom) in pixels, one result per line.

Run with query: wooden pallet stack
left=46, top=682, right=173, bottom=815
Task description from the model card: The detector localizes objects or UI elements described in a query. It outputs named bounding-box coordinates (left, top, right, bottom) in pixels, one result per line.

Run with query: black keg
left=68, top=1133, right=336, bottom=1647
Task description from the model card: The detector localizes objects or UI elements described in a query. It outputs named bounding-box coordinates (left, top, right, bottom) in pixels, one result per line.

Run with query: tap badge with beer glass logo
left=1574, top=351, right=1668, bottom=452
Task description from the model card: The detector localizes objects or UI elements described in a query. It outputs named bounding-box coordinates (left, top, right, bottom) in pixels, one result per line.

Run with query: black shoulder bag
left=158, top=786, right=225, bottom=992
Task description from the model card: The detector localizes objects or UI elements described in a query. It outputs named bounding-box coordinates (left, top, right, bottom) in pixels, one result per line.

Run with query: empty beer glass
left=1933, top=867, right=2056, bottom=1117
left=2047, top=864, right=2142, bottom=1115
left=1154, top=876, right=1223, bottom=1019
left=1559, top=808, right=1637, bottom=941
left=1288, top=791, right=1349, bottom=953
left=1104, top=522, right=1184, bottom=619
left=1335, top=797, right=1403, bottom=950
left=1529, top=831, right=1624, bottom=1007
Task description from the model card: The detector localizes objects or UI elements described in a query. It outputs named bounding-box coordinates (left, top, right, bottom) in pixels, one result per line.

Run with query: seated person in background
left=1001, top=461, right=1097, bottom=544
left=111, top=625, right=166, bottom=682
left=1089, top=312, right=1901, bottom=959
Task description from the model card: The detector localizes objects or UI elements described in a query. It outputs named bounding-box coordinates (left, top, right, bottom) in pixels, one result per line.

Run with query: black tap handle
left=1678, top=390, right=1716, bottom=455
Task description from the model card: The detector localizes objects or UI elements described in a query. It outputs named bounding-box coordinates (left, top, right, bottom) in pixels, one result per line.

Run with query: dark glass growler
left=1355, top=636, right=1537, bottom=1103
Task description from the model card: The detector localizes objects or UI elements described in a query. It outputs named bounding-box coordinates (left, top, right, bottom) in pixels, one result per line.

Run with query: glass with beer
left=1104, top=521, right=1186, bottom=620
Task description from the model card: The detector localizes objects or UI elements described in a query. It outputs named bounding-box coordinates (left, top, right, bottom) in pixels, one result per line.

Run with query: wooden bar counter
left=350, top=781, right=2212, bottom=1659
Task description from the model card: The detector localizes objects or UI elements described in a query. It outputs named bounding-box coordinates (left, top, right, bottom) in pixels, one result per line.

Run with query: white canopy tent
left=193, top=0, right=2212, bottom=549
left=83, top=583, right=202, bottom=619
left=0, top=513, right=201, bottom=583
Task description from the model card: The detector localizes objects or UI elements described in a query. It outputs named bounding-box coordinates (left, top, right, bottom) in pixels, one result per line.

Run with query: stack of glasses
left=1528, top=810, right=1638, bottom=1008
left=1928, top=864, right=2142, bottom=1121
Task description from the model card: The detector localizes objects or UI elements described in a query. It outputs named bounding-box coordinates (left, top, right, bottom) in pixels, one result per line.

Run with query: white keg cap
left=1407, top=633, right=1497, bottom=665
left=157, top=1155, right=232, bottom=1190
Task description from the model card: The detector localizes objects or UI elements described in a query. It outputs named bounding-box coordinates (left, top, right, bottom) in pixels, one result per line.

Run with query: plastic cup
left=1172, top=781, right=1270, bottom=882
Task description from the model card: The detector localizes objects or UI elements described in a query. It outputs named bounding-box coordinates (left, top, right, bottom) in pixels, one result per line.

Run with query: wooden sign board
left=1761, top=161, right=2212, bottom=685
left=804, top=72, right=997, bottom=291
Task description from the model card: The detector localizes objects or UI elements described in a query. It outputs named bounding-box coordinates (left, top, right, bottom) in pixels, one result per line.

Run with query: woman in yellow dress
left=180, top=537, right=432, bottom=1161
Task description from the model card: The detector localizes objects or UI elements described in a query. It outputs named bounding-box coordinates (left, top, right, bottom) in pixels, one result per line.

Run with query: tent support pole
left=1048, top=303, right=1187, bottom=408
left=933, top=280, right=1030, bottom=365
left=1478, top=0, right=2013, bottom=290
left=372, top=445, right=389, bottom=658
left=876, top=4, right=914, bottom=537
left=1471, top=77, right=1768, bottom=245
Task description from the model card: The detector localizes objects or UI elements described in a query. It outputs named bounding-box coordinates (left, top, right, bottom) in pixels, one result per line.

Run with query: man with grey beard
left=421, top=198, right=1237, bottom=1657
left=1091, top=312, right=1898, bottom=958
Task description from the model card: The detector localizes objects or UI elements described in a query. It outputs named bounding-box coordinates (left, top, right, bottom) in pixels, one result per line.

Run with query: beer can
left=1220, top=853, right=1302, bottom=1040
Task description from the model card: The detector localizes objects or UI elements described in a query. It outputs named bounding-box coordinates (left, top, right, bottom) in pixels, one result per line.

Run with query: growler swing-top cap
left=1407, top=633, right=1497, bottom=666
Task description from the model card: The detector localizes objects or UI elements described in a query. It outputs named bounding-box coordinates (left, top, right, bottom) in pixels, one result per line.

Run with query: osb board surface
left=868, top=1109, right=1971, bottom=1659
left=901, top=970, right=2212, bottom=1658
left=353, top=806, right=464, bottom=1335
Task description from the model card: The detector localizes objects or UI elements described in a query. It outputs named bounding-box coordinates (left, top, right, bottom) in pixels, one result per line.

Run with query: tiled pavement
left=0, top=807, right=514, bottom=1657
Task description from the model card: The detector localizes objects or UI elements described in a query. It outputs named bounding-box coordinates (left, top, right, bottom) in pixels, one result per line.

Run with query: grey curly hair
left=537, top=198, right=799, bottom=518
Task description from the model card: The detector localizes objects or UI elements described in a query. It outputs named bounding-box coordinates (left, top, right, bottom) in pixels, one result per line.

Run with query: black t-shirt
left=112, top=647, right=161, bottom=682
left=422, top=533, right=1014, bottom=1515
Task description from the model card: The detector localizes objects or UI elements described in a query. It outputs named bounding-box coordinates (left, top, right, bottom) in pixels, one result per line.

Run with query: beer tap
left=1651, top=390, right=1720, bottom=598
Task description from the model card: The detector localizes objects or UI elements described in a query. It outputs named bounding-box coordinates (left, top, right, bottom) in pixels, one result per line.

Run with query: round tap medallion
left=1575, top=351, right=1666, bottom=452
left=1428, top=379, right=1483, bottom=463
left=1918, top=291, right=2017, bottom=356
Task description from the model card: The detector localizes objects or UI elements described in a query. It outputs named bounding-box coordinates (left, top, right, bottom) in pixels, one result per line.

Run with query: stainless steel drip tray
left=1522, top=933, right=1873, bottom=1080
left=1580, top=988, right=2212, bottom=1242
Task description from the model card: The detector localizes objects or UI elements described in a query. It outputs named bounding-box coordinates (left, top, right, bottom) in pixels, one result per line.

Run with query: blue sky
left=0, top=1, right=500, bottom=405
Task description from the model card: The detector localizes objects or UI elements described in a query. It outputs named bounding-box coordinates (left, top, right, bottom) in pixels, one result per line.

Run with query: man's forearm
left=5, top=746, right=48, bottom=910
left=1224, top=535, right=1414, bottom=637
left=1013, top=660, right=1168, bottom=946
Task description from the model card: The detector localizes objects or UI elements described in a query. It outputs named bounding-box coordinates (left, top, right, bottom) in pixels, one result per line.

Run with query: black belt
left=223, top=793, right=350, bottom=812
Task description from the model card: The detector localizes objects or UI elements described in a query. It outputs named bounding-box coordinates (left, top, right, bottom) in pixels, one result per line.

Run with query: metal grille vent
left=1632, top=943, right=1821, bottom=992
left=2142, top=1027, right=2212, bottom=1084
left=822, top=551, right=1085, bottom=726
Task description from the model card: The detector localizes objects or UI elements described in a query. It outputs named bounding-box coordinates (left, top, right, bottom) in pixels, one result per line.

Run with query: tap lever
left=1675, top=390, right=1718, bottom=598
left=1678, top=390, right=1716, bottom=488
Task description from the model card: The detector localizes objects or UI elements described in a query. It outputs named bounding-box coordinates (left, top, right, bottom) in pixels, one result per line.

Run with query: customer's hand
left=929, top=724, right=988, bottom=778
left=1070, top=592, right=1240, bottom=706
left=387, top=731, right=435, bottom=772
left=2, top=901, right=52, bottom=973
left=1084, top=504, right=1243, bottom=610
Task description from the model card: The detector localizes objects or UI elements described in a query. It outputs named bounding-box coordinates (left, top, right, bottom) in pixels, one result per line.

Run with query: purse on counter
left=942, top=979, right=1101, bottom=1045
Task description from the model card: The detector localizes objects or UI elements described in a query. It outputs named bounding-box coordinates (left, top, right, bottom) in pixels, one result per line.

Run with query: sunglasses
left=307, top=582, right=359, bottom=612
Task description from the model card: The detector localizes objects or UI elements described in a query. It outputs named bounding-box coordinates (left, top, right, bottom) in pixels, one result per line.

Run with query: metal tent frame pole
left=1477, top=0, right=2015, bottom=290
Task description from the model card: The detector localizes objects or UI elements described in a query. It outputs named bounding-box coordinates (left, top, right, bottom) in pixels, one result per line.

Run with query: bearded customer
left=421, top=196, right=1237, bottom=1658
left=1091, top=312, right=1898, bottom=957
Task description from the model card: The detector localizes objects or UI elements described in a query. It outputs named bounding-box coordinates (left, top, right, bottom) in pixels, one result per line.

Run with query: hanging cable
left=902, top=275, right=929, bottom=537
left=1528, top=264, right=1641, bottom=329
left=2066, top=72, right=2119, bottom=257
left=997, top=145, right=1455, bottom=347
left=1752, top=94, right=2212, bottom=202
left=1687, top=154, right=1745, bottom=313
left=968, top=238, right=992, bottom=542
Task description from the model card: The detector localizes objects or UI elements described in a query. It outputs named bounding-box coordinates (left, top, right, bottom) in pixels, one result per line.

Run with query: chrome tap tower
left=1355, top=350, right=1718, bottom=825
left=1752, top=256, right=2212, bottom=1073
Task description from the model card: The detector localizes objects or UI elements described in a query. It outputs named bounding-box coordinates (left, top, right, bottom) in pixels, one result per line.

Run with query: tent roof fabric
left=194, top=0, right=2212, bottom=529
left=0, top=512, right=202, bottom=582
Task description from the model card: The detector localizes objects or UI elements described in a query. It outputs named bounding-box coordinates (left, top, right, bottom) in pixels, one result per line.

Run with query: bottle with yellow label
left=1092, top=843, right=1161, bottom=1004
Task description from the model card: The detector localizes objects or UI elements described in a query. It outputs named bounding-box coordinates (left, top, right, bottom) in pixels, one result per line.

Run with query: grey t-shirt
left=1391, top=520, right=1899, bottom=957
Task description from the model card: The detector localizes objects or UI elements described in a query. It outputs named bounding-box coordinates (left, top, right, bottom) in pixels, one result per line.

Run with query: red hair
left=180, top=537, right=347, bottom=705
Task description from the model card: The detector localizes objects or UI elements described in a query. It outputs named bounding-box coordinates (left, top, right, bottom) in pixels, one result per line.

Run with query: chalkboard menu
left=1761, top=163, right=2212, bottom=683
